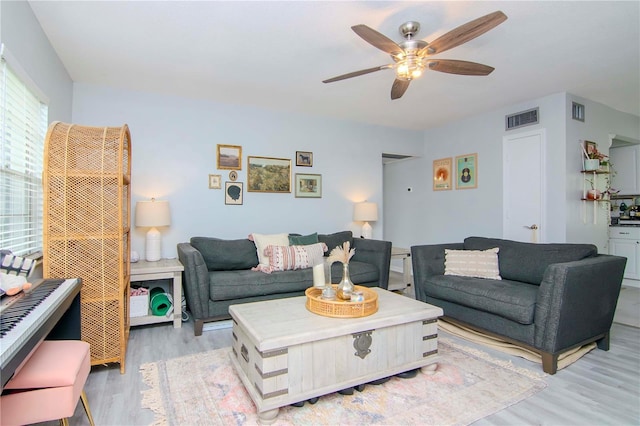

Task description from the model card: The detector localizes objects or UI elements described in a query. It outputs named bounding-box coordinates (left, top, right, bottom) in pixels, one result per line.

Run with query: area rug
left=438, top=320, right=596, bottom=370
left=140, top=338, right=546, bottom=426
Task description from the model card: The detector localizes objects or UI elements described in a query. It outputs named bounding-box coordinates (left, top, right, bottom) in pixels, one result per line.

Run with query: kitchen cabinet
left=610, top=145, right=640, bottom=195
left=609, top=227, right=640, bottom=280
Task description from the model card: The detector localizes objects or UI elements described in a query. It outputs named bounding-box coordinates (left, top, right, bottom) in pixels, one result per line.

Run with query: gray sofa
left=178, top=231, right=392, bottom=336
left=411, top=236, right=626, bottom=374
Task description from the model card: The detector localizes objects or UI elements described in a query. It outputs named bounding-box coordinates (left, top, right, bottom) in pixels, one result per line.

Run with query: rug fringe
left=439, top=337, right=546, bottom=381
left=140, top=361, right=168, bottom=426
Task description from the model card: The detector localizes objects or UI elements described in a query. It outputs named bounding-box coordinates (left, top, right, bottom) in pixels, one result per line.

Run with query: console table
left=129, top=258, right=183, bottom=328
left=389, top=247, right=412, bottom=292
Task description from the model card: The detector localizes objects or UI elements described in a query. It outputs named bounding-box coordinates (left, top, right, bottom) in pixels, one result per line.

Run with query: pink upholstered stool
left=0, top=340, right=95, bottom=426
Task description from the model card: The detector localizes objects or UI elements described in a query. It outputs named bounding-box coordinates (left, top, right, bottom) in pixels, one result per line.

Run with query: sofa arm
left=534, top=254, right=626, bottom=353
left=177, top=243, right=210, bottom=320
left=352, top=238, right=392, bottom=289
left=411, top=243, right=464, bottom=300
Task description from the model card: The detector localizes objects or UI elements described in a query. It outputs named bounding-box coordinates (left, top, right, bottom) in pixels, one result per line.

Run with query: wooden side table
left=388, top=247, right=412, bottom=292
left=129, top=258, right=184, bottom=328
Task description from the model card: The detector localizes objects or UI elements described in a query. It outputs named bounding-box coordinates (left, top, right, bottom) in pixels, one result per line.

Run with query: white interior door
left=503, top=129, right=546, bottom=243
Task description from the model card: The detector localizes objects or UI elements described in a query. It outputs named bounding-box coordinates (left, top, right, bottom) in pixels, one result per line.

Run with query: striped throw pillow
left=260, top=242, right=328, bottom=273
left=444, top=247, right=501, bottom=280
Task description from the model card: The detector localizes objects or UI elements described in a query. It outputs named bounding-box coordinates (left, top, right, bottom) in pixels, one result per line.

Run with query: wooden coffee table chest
left=229, top=288, right=443, bottom=424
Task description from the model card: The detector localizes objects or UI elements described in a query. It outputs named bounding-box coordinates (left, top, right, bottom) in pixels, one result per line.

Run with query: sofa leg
left=596, top=332, right=610, bottom=351
left=194, top=319, right=204, bottom=337
left=541, top=352, right=558, bottom=375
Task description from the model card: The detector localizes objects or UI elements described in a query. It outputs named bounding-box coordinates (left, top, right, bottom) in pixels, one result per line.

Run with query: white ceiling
left=28, top=1, right=640, bottom=131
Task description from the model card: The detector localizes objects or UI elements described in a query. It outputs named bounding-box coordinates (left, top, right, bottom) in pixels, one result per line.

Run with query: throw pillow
left=190, top=237, right=259, bottom=271
left=318, top=231, right=353, bottom=257
left=444, top=247, right=501, bottom=280
left=259, top=242, right=328, bottom=273
left=288, top=232, right=319, bottom=246
left=251, top=233, right=290, bottom=267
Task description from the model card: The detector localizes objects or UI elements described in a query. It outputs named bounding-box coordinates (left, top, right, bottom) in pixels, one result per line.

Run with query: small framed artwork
left=217, top=144, right=242, bottom=170
left=208, top=174, right=221, bottom=189
left=228, top=171, right=238, bottom=181
left=225, top=182, right=243, bottom=205
left=584, top=140, right=597, bottom=157
left=295, top=173, right=322, bottom=198
left=433, top=158, right=452, bottom=191
left=455, top=153, right=478, bottom=189
left=247, top=156, right=291, bottom=193
left=296, top=151, right=313, bottom=167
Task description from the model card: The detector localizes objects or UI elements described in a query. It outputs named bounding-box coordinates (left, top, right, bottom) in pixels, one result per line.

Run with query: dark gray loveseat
left=178, top=231, right=392, bottom=336
left=411, top=236, right=626, bottom=374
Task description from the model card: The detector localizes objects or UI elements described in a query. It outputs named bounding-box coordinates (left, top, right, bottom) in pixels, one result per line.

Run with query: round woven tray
left=305, top=285, right=378, bottom=318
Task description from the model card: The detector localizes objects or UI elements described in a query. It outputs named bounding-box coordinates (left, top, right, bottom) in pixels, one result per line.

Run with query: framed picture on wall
left=295, top=173, right=322, bottom=198
left=247, top=156, right=291, bottom=193
left=208, top=174, right=221, bottom=189
left=584, top=140, right=597, bottom=157
left=296, top=151, right=313, bottom=167
left=455, top=153, right=478, bottom=189
left=225, top=182, right=243, bottom=205
left=217, top=144, right=242, bottom=170
left=432, top=158, right=452, bottom=191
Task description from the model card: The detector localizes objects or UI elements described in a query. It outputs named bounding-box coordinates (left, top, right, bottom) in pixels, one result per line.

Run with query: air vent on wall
left=505, top=107, right=539, bottom=130
left=572, top=102, right=585, bottom=122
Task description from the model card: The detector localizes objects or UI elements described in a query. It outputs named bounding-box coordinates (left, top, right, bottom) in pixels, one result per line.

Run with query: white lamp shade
left=353, top=202, right=378, bottom=222
left=135, top=200, right=171, bottom=261
left=135, top=200, right=171, bottom=227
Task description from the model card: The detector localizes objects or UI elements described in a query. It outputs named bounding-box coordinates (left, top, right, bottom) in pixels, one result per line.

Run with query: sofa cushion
left=318, top=231, right=353, bottom=257
left=425, top=275, right=538, bottom=325
left=464, top=237, right=597, bottom=285
left=251, top=233, right=290, bottom=267
left=288, top=233, right=319, bottom=245
left=190, top=237, right=258, bottom=271
left=208, top=259, right=378, bottom=301
left=444, top=248, right=501, bottom=280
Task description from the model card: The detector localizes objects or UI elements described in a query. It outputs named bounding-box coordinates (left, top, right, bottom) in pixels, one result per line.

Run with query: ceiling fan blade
left=421, top=11, right=507, bottom=56
left=351, top=24, right=404, bottom=56
left=427, top=59, right=495, bottom=75
left=322, top=65, right=390, bottom=83
left=391, top=79, right=411, bottom=100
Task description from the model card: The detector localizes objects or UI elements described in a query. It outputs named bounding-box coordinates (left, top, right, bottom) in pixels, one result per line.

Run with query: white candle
left=312, top=263, right=325, bottom=287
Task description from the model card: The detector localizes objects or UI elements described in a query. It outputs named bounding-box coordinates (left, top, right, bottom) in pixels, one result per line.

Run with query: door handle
left=523, top=224, right=539, bottom=230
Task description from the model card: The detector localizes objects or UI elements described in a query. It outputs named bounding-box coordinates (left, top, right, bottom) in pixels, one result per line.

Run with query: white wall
left=385, top=92, right=640, bottom=252
left=385, top=92, right=568, bottom=249
left=0, top=1, right=72, bottom=122
left=72, top=83, right=424, bottom=259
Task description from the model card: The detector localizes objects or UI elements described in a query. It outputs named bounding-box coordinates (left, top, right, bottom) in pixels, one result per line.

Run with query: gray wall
left=72, top=83, right=424, bottom=259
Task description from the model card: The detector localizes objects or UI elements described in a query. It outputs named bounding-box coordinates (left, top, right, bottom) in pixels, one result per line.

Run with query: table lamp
left=135, top=199, right=171, bottom=261
left=353, top=201, right=378, bottom=239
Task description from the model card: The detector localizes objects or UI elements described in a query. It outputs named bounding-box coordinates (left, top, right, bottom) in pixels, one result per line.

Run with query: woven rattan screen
left=43, top=122, right=131, bottom=373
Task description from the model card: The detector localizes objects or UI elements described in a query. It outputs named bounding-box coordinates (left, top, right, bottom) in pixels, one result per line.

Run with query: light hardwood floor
left=51, top=288, right=640, bottom=425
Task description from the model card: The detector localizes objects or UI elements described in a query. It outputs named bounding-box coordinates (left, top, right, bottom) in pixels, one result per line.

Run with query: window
left=0, top=52, right=48, bottom=256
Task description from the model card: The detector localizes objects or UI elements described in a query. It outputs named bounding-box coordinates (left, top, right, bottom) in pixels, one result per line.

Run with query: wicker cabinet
left=43, top=122, right=131, bottom=373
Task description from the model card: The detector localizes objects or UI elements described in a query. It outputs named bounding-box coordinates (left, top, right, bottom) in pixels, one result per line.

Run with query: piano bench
left=0, top=340, right=95, bottom=426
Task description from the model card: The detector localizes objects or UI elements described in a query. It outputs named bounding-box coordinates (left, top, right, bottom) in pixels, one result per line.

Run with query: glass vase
left=336, top=262, right=354, bottom=300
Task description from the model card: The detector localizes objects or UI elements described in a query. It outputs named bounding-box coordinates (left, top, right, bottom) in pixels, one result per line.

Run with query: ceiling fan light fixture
left=395, top=57, right=425, bottom=81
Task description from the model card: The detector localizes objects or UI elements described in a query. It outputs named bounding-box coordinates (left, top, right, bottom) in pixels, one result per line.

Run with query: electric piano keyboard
left=0, top=278, right=81, bottom=389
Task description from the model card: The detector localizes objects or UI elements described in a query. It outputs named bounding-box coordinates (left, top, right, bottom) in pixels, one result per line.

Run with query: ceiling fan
left=322, top=11, right=508, bottom=100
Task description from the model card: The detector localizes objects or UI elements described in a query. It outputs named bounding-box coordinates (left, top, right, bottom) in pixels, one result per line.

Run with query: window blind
left=0, top=55, right=48, bottom=256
